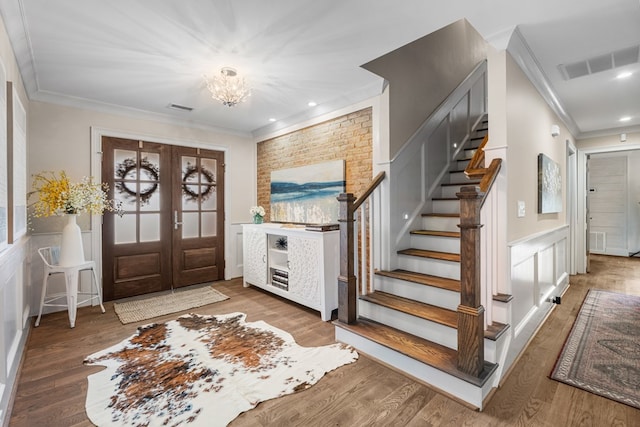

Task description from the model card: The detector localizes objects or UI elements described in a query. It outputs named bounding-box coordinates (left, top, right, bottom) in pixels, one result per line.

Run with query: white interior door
left=587, top=154, right=628, bottom=257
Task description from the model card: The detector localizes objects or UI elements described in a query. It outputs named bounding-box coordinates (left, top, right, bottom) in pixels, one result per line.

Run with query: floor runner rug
left=113, top=286, right=229, bottom=324
left=84, top=312, right=358, bottom=426
left=550, top=289, right=640, bottom=409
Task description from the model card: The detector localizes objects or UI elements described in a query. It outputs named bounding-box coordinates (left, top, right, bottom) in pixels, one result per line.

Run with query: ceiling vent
left=167, top=103, right=194, bottom=112
left=558, top=45, right=639, bottom=80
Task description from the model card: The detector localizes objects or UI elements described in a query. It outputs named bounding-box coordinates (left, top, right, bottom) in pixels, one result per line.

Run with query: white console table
left=242, top=223, right=339, bottom=321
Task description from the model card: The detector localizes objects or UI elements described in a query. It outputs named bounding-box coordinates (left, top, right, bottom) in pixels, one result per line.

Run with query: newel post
left=456, top=186, right=485, bottom=377
left=337, top=193, right=357, bottom=323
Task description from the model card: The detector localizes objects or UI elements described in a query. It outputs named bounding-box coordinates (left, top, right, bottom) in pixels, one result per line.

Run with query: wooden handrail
left=464, top=134, right=488, bottom=179
left=479, top=158, right=502, bottom=195
left=337, top=171, right=386, bottom=324
left=353, top=172, right=386, bottom=211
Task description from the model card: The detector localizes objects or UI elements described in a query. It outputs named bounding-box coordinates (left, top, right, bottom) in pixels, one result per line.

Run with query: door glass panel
left=114, top=149, right=138, bottom=179
left=182, top=187, right=199, bottom=210
left=114, top=183, right=137, bottom=210
left=182, top=212, right=199, bottom=239
left=140, top=152, right=160, bottom=179
left=201, top=158, right=217, bottom=190
left=202, top=212, right=217, bottom=237
left=140, top=182, right=160, bottom=211
left=115, top=214, right=137, bottom=244
left=201, top=185, right=217, bottom=210
left=140, top=213, right=160, bottom=242
left=181, top=156, right=199, bottom=210
left=140, top=152, right=160, bottom=210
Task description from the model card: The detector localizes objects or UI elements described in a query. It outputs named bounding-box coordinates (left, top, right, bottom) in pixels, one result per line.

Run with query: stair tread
left=421, top=212, right=459, bottom=218
left=334, top=318, right=497, bottom=387
left=432, top=197, right=458, bottom=201
left=485, top=322, right=510, bottom=341
left=375, top=268, right=461, bottom=292
left=441, top=181, right=480, bottom=187
left=410, top=229, right=460, bottom=238
left=361, top=290, right=457, bottom=327
left=398, top=248, right=461, bottom=263
left=493, top=293, right=513, bottom=303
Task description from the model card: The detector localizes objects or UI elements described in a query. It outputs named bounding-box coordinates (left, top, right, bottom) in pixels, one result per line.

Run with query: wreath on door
left=114, top=157, right=160, bottom=205
left=182, top=163, right=216, bottom=202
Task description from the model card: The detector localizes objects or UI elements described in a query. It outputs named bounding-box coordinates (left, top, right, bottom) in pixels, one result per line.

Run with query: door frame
left=90, top=127, right=230, bottom=290
left=575, top=140, right=640, bottom=273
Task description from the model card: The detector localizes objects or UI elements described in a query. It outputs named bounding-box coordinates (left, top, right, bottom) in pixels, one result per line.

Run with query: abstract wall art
left=538, top=153, right=562, bottom=214
left=270, top=160, right=345, bottom=224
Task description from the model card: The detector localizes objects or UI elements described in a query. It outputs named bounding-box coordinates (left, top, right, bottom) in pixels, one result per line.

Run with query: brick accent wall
left=257, top=107, right=372, bottom=222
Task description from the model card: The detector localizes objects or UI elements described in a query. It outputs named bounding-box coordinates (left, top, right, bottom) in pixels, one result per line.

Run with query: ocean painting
left=271, top=160, right=345, bottom=224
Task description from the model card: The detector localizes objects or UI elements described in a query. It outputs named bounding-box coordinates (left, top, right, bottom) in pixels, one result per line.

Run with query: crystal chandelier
left=204, top=67, right=251, bottom=107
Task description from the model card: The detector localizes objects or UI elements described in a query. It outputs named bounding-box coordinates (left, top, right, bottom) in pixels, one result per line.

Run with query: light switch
left=517, top=201, right=525, bottom=217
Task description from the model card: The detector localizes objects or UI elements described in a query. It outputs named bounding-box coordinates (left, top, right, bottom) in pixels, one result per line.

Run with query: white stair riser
left=457, top=159, right=471, bottom=169
left=421, top=215, right=460, bottom=232
left=335, top=327, right=494, bottom=410
left=491, top=300, right=509, bottom=325
left=375, top=275, right=460, bottom=311
left=448, top=172, right=470, bottom=184
left=432, top=199, right=460, bottom=215
left=441, top=184, right=472, bottom=198
left=397, top=256, right=460, bottom=280
left=358, top=300, right=457, bottom=349
left=410, top=234, right=460, bottom=254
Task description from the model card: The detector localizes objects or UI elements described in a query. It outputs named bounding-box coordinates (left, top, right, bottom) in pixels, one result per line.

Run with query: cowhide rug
left=84, top=313, right=358, bottom=426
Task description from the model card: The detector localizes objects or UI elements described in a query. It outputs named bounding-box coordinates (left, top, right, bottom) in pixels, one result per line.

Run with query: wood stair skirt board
left=334, top=319, right=498, bottom=409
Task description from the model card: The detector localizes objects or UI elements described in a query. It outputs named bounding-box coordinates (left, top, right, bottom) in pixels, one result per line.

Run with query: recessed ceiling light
left=308, top=101, right=317, bottom=107
left=268, top=118, right=276, bottom=122
left=616, top=71, right=633, bottom=79
left=619, top=116, right=632, bottom=122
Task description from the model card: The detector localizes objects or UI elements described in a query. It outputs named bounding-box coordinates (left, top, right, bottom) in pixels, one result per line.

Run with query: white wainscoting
left=503, top=225, right=570, bottom=373
left=226, top=223, right=244, bottom=280
left=0, top=237, right=30, bottom=425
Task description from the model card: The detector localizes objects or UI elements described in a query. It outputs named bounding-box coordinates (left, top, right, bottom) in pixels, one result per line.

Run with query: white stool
left=35, top=246, right=106, bottom=328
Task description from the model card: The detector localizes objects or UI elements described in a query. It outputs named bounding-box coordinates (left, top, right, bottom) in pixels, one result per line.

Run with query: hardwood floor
left=8, top=254, right=640, bottom=426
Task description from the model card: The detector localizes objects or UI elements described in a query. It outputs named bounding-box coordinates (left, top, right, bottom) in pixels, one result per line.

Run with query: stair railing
left=337, top=171, right=386, bottom=324
left=457, top=146, right=502, bottom=377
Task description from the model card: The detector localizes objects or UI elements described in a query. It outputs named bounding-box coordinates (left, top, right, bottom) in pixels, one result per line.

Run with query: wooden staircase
left=335, top=118, right=509, bottom=409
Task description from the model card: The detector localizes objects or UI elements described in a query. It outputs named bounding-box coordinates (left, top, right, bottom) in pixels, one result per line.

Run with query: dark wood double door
left=101, top=137, right=225, bottom=301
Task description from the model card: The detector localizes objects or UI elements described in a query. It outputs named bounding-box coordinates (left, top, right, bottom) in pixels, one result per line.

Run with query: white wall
left=504, top=53, right=570, bottom=243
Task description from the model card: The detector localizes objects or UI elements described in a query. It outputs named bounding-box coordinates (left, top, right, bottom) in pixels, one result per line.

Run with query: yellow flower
left=28, top=171, right=122, bottom=217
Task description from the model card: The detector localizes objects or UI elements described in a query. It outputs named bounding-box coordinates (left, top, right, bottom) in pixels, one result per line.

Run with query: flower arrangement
left=250, top=205, right=265, bottom=224
left=28, top=170, right=122, bottom=217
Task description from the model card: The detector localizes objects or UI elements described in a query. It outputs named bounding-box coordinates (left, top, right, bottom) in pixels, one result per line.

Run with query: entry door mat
left=550, top=289, right=640, bottom=409
left=84, top=312, right=358, bottom=426
left=113, top=286, right=229, bottom=324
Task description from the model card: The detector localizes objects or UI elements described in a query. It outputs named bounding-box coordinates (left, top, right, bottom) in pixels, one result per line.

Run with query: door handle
left=174, top=210, right=183, bottom=230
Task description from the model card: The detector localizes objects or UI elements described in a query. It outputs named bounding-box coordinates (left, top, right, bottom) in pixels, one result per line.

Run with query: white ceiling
left=1, top=0, right=639, bottom=139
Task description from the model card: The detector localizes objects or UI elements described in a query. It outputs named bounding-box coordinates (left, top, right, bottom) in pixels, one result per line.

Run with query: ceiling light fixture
left=308, top=101, right=317, bottom=107
left=204, top=67, right=250, bottom=107
left=616, top=71, right=633, bottom=79
left=619, top=116, right=632, bottom=122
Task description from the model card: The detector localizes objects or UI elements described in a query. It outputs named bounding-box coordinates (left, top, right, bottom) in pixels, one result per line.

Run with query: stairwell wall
left=504, top=53, right=571, bottom=242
